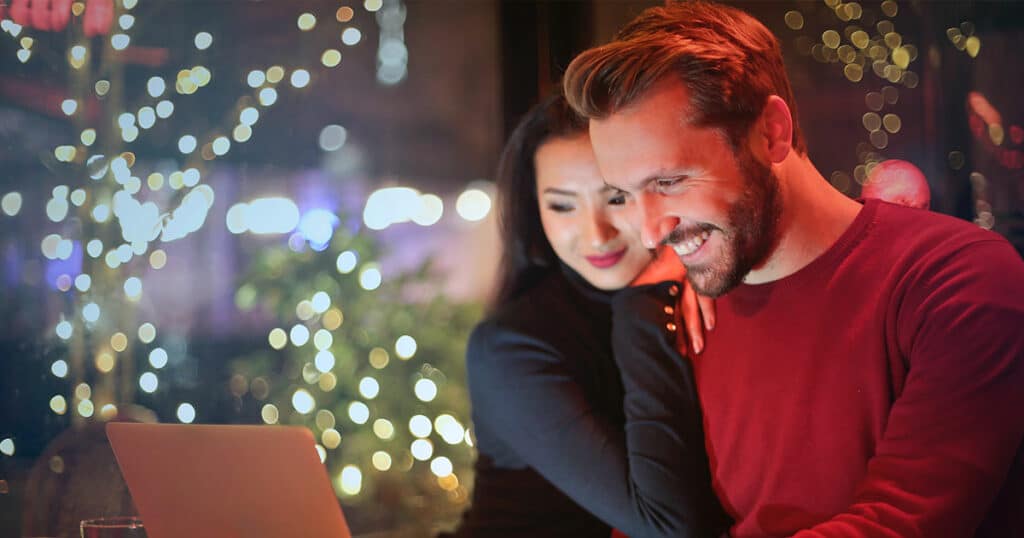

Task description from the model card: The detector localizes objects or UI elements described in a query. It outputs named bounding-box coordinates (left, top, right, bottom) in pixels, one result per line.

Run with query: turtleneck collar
left=558, top=261, right=616, bottom=305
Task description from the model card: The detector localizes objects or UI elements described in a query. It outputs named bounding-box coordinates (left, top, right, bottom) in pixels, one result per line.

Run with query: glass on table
left=80, top=517, right=147, bottom=538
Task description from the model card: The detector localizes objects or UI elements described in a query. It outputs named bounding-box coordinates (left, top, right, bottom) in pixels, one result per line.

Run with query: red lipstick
left=585, top=248, right=627, bottom=269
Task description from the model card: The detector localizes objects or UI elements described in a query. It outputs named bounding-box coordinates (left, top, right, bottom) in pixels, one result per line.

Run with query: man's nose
left=638, top=193, right=679, bottom=249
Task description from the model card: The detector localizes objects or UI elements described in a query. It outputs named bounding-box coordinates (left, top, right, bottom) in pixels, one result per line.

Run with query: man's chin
left=685, top=265, right=740, bottom=298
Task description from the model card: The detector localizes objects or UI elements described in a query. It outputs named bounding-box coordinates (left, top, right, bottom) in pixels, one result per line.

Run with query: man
left=564, top=2, right=1024, bottom=537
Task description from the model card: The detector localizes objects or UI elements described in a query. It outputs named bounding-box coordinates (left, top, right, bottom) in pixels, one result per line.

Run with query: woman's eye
left=656, top=178, right=682, bottom=189
left=608, top=194, right=626, bottom=206
left=546, top=203, right=574, bottom=213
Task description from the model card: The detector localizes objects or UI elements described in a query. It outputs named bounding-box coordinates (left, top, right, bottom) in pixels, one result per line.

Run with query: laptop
left=106, top=422, right=352, bottom=538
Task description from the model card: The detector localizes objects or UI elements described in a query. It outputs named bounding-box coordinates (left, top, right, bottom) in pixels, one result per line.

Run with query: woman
left=452, top=95, right=731, bottom=537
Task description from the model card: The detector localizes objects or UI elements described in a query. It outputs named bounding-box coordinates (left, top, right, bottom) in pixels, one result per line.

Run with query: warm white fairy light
left=2, top=192, right=23, bottom=216
left=139, top=372, right=159, bottom=393
left=358, top=377, right=380, bottom=399
left=51, top=360, right=69, bottom=378
left=335, top=251, right=357, bottom=273
left=341, top=28, right=362, bottom=46
left=149, top=348, right=168, bottom=369
left=314, top=350, right=336, bottom=373
left=194, top=32, right=213, bottom=50
left=414, top=378, right=437, bottom=402
left=111, top=34, right=130, bottom=50
left=176, top=403, right=196, bottom=423
left=338, top=465, right=362, bottom=495
left=82, top=302, right=100, bottom=322
left=156, top=100, right=174, bottom=118
left=290, top=69, right=310, bottom=88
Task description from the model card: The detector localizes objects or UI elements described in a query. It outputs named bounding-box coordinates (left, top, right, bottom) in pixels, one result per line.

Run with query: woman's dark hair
left=491, top=94, right=588, bottom=310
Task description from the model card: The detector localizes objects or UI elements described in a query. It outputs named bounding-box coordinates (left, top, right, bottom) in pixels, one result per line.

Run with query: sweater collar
left=558, top=262, right=615, bottom=305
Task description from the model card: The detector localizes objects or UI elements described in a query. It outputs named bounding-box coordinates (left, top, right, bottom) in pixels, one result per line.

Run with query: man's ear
left=758, top=95, right=793, bottom=164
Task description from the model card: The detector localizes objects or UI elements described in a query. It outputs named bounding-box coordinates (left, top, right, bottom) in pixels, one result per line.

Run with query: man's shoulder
left=867, top=201, right=1017, bottom=267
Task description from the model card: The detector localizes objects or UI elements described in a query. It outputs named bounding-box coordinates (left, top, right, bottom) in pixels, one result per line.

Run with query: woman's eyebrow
left=542, top=187, right=577, bottom=196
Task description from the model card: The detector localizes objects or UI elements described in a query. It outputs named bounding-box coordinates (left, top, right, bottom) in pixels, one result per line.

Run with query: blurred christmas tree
left=229, top=223, right=480, bottom=534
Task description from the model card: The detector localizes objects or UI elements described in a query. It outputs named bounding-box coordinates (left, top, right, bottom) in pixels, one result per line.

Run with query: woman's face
left=535, top=133, right=652, bottom=290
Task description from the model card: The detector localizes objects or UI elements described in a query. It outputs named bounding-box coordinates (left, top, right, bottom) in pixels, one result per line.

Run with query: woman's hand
left=631, top=246, right=715, bottom=356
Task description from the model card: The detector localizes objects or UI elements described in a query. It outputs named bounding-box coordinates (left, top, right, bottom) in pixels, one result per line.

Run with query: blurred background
left=1, top=0, right=1022, bottom=536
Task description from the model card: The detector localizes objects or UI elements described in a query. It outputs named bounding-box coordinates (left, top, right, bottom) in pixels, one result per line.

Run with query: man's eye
left=608, top=194, right=626, bottom=206
left=655, top=176, right=688, bottom=192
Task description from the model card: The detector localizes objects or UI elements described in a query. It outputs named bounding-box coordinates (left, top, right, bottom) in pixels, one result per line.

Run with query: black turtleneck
left=451, top=265, right=731, bottom=538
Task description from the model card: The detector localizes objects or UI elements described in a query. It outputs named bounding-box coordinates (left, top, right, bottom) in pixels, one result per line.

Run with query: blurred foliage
left=230, top=224, right=482, bottom=534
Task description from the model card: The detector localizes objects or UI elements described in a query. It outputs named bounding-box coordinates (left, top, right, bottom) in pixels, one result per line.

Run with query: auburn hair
left=563, top=1, right=806, bottom=154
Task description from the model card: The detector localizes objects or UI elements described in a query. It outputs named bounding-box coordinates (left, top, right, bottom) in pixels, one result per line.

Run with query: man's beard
left=682, top=149, right=782, bottom=297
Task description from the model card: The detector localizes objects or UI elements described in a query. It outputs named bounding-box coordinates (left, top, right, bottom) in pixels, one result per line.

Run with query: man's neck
left=744, top=154, right=862, bottom=285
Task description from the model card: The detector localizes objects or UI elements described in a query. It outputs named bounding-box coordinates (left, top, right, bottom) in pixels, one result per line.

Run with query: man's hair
left=563, top=1, right=806, bottom=154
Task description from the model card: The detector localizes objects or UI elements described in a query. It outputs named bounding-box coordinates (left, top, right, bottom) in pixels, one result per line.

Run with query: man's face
left=589, top=78, right=782, bottom=297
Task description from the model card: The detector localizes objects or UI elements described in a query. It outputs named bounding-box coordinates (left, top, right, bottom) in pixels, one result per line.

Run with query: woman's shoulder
left=467, top=272, right=588, bottom=366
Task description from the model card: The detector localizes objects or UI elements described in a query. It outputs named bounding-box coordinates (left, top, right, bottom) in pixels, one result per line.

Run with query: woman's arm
left=467, top=282, right=730, bottom=538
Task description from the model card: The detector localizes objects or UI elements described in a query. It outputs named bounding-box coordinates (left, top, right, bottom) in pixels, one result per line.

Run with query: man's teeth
left=672, top=230, right=711, bottom=256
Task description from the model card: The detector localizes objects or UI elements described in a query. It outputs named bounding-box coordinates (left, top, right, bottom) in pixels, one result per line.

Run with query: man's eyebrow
left=618, top=169, right=681, bottom=191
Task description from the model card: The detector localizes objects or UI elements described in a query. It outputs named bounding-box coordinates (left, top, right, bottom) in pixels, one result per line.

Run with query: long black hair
left=490, top=94, right=588, bottom=311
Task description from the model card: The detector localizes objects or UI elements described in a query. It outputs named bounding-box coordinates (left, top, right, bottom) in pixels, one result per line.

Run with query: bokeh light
left=336, top=251, right=358, bottom=273
left=292, top=389, right=315, bottom=414
left=297, top=13, right=317, bottom=31
left=359, top=266, right=382, bottom=290
left=55, top=321, right=73, bottom=340
left=322, top=49, right=342, bottom=68
left=51, top=360, right=69, bottom=378
left=149, top=348, right=168, bottom=369
left=359, top=377, right=380, bottom=399
left=147, top=76, right=165, bottom=97
left=434, top=414, right=465, bottom=445
left=318, top=125, right=347, bottom=152
left=339, top=465, right=362, bottom=495
left=372, top=418, right=395, bottom=440
left=411, top=439, right=433, bottom=461
left=261, top=404, right=279, bottom=424
left=348, top=401, right=370, bottom=424
left=409, top=415, right=431, bottom=438
left=430, top=456, right=453, bottom=477
left=50, top=395, right=67, bottom=415
left=372, top=451, right=392, bottom=471
left=395, top=335, right=417, bottom=359
left=268, top=328, right=287, bottom=350
left=83, top=302, right=100, bottom=323
left=414, top=378, right=437, bottom=402
left=456, top=188, right=492, bottom=221
left=139, top=372, right=159, bottom=393
left=315, top=350, right=336, bottom=373
left=1, top=192, right=22, bottom=216
left=194, top=31, right=213, bottom=50
left=341, top=28, right=362, bottom=46
left=290, top=69, right=311, bottom=88
left=290, top=324, right=310, bottom=346
left=177, top=403, right=196, bottom=423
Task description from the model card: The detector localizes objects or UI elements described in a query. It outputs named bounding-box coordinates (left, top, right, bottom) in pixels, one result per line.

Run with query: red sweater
left=694, top=199, right=1024, bottom=537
